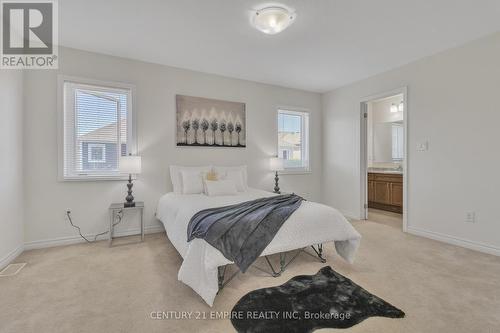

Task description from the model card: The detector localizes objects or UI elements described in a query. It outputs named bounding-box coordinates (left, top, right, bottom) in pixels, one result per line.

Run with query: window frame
left=276, top=108, right=311, bottom=174
left=58, top=75, right=137, bottom=181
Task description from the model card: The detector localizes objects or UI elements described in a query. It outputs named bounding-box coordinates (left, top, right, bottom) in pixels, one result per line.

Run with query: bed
left=156, top=187, right=361, bottom=306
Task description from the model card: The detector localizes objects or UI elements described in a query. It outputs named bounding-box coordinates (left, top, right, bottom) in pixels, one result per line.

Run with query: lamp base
left=124, top=174, right=135, bottom=208
left=274, top=171, right=281, bottom=194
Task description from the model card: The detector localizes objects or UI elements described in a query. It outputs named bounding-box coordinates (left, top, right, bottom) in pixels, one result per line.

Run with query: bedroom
left=1, top=1, right=500, bottom=332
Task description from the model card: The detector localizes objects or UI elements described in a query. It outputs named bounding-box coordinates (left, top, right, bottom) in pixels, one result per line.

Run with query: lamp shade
left=120, top=155, right=142, bottom=174
left=270, top=157, right=284, bottom=171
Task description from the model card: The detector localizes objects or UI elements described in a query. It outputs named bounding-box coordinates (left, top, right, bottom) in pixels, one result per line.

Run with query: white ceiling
left=60, top=0, right=500, bottom=92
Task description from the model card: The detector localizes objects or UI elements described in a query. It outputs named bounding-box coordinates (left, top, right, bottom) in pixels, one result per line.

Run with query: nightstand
left=108, top=202, right=144, bottom=247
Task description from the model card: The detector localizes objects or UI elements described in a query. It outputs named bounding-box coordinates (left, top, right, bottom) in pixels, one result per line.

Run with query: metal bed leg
left=280, top=252, right=286, bottom=273
left=217, top=265, right=239, bottom=293
left=218, top=243, right=327, bottom=291
left=264, top=256, right=281, bottom=277
left=310, top=244, right=327, bottom=263
left=253, top=254, right=284, bottom=277
left=218, top=266, right=226, bottom=290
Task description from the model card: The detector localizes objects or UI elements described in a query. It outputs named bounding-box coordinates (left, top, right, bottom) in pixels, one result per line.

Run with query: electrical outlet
left=465, top=212, right=476, bottom=223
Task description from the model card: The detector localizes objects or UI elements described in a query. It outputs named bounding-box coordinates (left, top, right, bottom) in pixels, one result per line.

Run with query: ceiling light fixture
left=252, top=6, right=296, bottom=35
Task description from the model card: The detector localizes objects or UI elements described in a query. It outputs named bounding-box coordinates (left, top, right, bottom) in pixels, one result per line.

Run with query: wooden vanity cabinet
left=368, top=173, right=403, bottom=213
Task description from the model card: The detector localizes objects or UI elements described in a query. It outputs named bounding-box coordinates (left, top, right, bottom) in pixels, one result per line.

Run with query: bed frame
left=217, top=243, right=326, bottom=291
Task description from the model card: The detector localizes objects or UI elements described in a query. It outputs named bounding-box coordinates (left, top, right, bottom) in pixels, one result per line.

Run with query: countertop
left=368, top=169, right=403, bottom=175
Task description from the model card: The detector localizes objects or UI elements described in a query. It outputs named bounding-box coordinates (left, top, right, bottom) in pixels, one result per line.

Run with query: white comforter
left=156, top=188, right=361, bottom=306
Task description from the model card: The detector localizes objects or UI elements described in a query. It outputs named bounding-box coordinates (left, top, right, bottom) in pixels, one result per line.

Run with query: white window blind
left=392, top=123, right=404, bottom=161
left=60, top=78, right=134, bottom=180
left=277, top=109, right=310, bottom=172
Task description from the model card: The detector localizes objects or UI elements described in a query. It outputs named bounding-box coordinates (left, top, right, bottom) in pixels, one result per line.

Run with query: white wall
left=322, top=32, right=500, bottom=255
left=0, top=71, right=24, bottom=268
left=23, top=47, right=322, bottom=247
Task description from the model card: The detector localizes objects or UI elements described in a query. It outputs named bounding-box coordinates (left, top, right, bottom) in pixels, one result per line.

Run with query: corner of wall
left=0, top=70, right=25, bottom=270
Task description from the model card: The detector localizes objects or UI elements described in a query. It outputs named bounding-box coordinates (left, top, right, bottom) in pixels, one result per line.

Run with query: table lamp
left=120, top=154, right=142, bottom=207
left=270, top=157, right=284, bottom=194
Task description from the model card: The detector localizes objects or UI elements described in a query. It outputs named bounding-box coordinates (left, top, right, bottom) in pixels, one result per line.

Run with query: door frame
left=359, top=87, right=408, bottom=232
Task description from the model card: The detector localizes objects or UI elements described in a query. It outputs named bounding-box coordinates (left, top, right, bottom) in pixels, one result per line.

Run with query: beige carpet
left=1, top=220, right=499, bottom=333
left=367, top=208, right=403, bottom=229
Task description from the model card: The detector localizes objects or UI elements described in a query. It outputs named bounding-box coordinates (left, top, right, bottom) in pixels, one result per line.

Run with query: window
left=59, top=77, right=135, bottom=180
left=87, top=144, right=106, bottom=163
left=277, top=109, right=310, bottom=172
left=391, top=123, right=404, bottom=161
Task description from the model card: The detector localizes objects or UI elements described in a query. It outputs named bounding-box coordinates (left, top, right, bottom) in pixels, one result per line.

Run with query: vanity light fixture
left=390, top=103, right=399, bottom=113
left=252, top=6, right=296, bottom=35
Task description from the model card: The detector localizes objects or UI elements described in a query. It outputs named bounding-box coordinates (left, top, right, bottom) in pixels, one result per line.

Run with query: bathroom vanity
left=368, top=171, right=403, bottom=214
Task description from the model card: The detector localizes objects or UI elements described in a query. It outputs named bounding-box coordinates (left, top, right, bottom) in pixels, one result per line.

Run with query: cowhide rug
left=231, top=266, right=404, bottom=333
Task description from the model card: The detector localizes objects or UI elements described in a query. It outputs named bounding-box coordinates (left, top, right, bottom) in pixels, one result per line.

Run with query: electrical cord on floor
left=66, top=210, right=123, bottom=243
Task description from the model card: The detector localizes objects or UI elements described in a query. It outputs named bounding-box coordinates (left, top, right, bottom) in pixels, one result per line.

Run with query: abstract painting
left=176, top=95, right=246, bottom=147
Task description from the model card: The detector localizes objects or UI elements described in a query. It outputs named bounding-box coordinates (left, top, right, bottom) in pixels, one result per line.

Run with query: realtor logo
left=1, top=0, right=58, bottom=69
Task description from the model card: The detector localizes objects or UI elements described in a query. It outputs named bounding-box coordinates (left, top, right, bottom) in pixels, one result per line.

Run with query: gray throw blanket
left=187, top=194, right=304, bottom=273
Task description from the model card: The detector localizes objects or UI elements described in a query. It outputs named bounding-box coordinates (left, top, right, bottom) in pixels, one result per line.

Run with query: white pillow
left=214, top=166, right=248, bottom=190
left=221, top=170, right=246, bottom=192
left=204, top=180, right=238, bottom=196
left=181, top=170, right=204, bottom=194
left=169, top=165, right=211, bottom=193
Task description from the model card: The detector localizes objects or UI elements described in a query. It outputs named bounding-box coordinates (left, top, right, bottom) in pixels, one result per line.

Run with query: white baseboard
left=407, top=226, right=500, bottom=257
left=24, top=224, right=165, bottom=251
left=0, top=244, right=24, bottom=270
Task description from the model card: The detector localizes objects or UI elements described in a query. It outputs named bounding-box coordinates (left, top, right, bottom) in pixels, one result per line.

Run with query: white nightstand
left=108, top=202, right=144, bottom=247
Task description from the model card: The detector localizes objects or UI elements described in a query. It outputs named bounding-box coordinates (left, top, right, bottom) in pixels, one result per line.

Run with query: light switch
left=417, top=141, right=428, bottom=151
left=465, top=212, right=476, bottom=223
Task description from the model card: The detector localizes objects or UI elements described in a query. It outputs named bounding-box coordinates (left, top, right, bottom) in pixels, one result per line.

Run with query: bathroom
left=366, top=94, right=404, bottom=227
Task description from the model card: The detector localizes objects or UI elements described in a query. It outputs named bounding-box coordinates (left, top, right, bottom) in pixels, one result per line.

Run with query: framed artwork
left=176, top=95, right=246, bottom=147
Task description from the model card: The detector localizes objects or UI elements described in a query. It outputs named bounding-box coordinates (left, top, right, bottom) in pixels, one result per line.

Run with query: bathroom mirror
left=372, top=122, right=403, bottom=163
left=367, top=94, right=404, bottom=167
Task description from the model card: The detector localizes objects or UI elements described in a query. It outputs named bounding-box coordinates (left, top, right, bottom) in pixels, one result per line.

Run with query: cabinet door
left=374, top=181, right=391, bottom=204
left=368, top=181, right=375, bottom=202
left=391, top=182, right=403, bottom=207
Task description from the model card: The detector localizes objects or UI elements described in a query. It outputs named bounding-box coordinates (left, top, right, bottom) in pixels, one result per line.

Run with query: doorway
left=360, top=87, right=408, bottom=231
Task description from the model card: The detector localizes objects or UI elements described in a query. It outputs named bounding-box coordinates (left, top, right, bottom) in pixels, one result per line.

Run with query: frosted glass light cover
left=252, top=7, right=296, bottom=35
